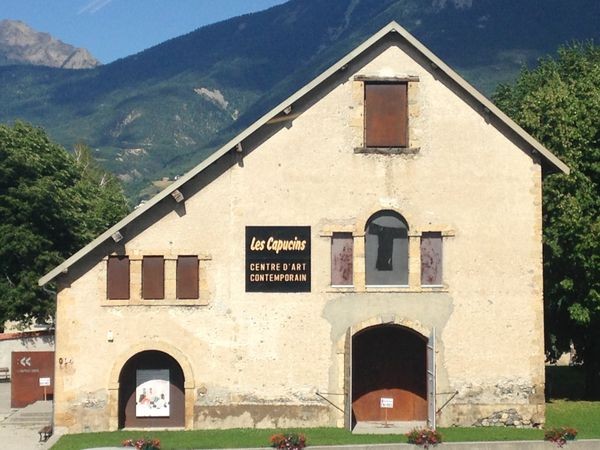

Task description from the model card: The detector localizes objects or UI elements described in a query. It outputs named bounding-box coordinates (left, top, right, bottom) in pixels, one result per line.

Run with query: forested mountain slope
left=1, top=0, right=598, bottom=200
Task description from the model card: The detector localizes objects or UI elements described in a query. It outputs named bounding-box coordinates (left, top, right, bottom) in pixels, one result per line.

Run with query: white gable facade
left=44, top=24, right=565, bottom=433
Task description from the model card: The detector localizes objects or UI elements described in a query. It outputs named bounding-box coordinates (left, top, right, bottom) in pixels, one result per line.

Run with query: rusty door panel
left=345, top=327, right=353, bottom=430
left=107, top=255, right=130, bottom=299
left=352, top=388, right=428, bottom=421
left=365, top=83, right=408, bottom=147
left=142, top=256, right=165, bottom=299
left=176, top=256, right=199, bottom=299
left=427, top=329, right=437, bottom=428
left=352, top=325, right=427, bottom=422
left=11, top=351, right=54, bottom=408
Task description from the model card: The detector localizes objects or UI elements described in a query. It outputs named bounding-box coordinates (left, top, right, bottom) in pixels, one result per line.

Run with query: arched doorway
left=352, top=324, right=427, bottom=422
left=118, top=350, right=185, bottom=428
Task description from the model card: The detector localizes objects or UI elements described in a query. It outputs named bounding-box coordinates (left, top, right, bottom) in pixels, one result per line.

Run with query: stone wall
left=52, top=34, right=546, bottom=432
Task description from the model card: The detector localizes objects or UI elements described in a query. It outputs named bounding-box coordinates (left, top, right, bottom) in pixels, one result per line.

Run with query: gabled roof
left=39, top=21, right=569, bottom=286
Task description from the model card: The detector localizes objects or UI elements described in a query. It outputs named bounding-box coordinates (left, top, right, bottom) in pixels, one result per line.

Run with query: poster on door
left=136, top=369, right=170, bottom=417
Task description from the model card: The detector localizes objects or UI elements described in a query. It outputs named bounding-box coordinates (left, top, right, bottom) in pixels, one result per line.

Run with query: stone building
left=40, top=22, right=568, bottom=433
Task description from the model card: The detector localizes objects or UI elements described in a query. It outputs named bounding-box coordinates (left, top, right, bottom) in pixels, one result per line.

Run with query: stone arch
left=336, top=315, right=429, bottom=353
left=107, top=341, right=195, bottom=430
left=356, top=207, right=415, bottom=236
left=109, top=341, right=195, bottom=389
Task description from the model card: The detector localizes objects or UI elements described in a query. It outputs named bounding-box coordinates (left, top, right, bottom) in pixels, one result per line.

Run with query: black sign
left=246, top=226, right=311, bottom=292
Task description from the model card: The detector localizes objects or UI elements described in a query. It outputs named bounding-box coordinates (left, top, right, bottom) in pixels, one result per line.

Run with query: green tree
left=0, top=122, right=129, bottom=329
left=494, top=43, right=600, bottom=398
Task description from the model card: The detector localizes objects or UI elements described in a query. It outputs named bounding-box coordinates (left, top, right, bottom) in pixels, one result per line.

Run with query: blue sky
left=0, top=0, right=288, bottom=63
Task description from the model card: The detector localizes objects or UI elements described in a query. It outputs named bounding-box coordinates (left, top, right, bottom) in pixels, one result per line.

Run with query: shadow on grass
left=546, top=365, right=586, bottom=401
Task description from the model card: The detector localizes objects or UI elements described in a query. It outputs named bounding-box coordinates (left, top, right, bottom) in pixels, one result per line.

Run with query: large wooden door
left=352, top=325, right=427, bottom=421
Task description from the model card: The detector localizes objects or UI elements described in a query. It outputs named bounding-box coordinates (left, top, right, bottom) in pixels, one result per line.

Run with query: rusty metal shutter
left=365, top=83, right=408, bottom=147
left=331, top=233, right=353, bottom=286
left=107, top=255, right=130, bottom=299
left=421, top=232, right=443, bottom=285
left=142, top=256, right=164, bottom=299
left=177, top=256, right=199, bottom=299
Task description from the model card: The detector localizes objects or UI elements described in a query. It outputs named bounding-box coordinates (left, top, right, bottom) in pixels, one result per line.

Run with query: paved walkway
left=79, top=441, right=600, bottom=450
left=353, top=420, right=426, bottom=434
left=0, top=381, right=59, bottom=450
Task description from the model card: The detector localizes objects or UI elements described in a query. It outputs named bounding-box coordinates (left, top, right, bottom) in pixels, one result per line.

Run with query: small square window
left=331, top=233, right=353, bottom=286
left=365, top=83, right=408, bottom=147
left=421, top=232, right=443, bottom=286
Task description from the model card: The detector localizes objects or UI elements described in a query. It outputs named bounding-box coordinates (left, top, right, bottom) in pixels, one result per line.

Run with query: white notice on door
left=380, top=397, right=394, bottom=408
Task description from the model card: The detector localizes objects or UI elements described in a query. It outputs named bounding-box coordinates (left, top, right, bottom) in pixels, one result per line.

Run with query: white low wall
left=0, top=332, right=55, bottom=377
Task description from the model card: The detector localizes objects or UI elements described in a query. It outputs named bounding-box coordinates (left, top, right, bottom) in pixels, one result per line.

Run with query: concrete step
left=353, top=420, right=427, bottom=434
left=1, top=401, right=52, bottom=427
left=19, top=400, right=52, bottom=413
left=7, top=415, right=51, bottom=421
left=3, top=418, right=51, bottom=425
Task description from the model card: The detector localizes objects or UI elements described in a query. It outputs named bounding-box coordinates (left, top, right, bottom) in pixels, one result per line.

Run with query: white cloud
left=78, top=0, right=113, bottom=15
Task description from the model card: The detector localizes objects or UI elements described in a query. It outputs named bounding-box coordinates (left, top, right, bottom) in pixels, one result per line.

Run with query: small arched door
left=118, top=350, right=185, bottom=428
left=352, top=324, right=427, bottom=422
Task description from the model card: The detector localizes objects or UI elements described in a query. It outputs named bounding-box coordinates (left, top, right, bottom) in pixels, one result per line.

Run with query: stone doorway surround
left=107, top=342, right=195, bottom=431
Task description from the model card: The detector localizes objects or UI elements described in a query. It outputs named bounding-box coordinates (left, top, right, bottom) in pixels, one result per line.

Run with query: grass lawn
left=50, top=400, right=600, bottom=450
left=546, top=400, right=600, bottom=439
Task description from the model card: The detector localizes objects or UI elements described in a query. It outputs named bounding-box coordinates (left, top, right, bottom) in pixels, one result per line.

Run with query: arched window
left=365, top=210, right=409, bottom=286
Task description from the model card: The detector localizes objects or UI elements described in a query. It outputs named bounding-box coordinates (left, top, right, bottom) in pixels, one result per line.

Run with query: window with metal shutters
left=421, top=232, right=443, bottom=286
left=177, top=256, right=199, bottom=299
left=365, top=83, right=408, bottom=147
left=107, top=255, right=130, bottom=299
left=331, top=233, right=353, bottom=286
left=142, top=256, right=164, bottom=299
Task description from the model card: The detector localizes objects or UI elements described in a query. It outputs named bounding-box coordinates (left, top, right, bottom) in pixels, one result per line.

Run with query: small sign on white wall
left=380, top=397, right=394, bottom=408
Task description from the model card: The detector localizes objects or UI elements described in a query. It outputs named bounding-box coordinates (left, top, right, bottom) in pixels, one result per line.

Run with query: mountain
left=0, top=20, right=100, bottom=69
left=0, top=0, right=598, bottom=201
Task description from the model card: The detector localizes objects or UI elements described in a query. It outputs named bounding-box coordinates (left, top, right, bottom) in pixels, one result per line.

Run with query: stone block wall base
left=55, top=405, right=111, bottom=433
left=194, top=404, right=332, bottom=429
left=437, top=403, right=545, bottom=428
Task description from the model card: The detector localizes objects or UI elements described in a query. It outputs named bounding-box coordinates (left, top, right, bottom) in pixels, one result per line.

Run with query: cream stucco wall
left=53, top=36, right=545, bottom=432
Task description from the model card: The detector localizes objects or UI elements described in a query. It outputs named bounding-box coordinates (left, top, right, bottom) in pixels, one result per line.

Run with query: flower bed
left=270, top=432, right=307, bottom=450
left=122, top=437, right=161, bottom=450
left=544, top=427, right=577, bottom=447
left=406, top=427, right=443, bottom=448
